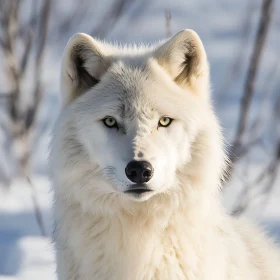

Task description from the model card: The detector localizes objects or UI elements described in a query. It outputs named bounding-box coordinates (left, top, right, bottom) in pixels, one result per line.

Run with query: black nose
left=125, top=161, right=154, bottom=183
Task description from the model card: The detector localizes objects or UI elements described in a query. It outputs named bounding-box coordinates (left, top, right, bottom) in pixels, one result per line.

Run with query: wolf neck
left=61, top=167, right=222, bottom=279
left=66, top=176, right=221, bottom=279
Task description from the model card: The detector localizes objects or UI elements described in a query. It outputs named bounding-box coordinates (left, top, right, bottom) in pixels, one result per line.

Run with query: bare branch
left=51, top=0, right=89, bottom=37
left=20, top=30, right=33, bottom=74
left=230, top=0, right=274, bottom=164
left=231, top=139, right=280, bottom=216
left=19, top=0, right=38, bottom=75
left=0, top=1, right=21, bottom=123
left=165, top=9, right=172, bottom=38
left=25, top=0, right=51, bottom=131
left=216, top=0, right=255, bottom=105
left=90, top=0, right=135, bottom=38
left=27, top=175, right=47, bottom=236
left=0, top=36, right=4, bottom=48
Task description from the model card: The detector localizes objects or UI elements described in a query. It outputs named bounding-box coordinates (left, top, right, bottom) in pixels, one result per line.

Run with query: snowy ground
left=0, top=179, right=55, bottom=280
left=1, top=0, right=280, bottom=278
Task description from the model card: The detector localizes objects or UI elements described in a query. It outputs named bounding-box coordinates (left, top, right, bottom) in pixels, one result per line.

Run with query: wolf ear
left=61, top=33, right=111, bottom=106
left=154, top=29, right=209, bottom=95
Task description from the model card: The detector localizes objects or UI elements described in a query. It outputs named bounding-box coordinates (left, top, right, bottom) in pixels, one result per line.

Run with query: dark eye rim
left=158, top=116, right=173, bottom=128
left=102, top=116, right=119, bottom=129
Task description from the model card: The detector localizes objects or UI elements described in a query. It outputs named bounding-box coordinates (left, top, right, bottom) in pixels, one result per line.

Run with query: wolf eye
left=103, top=117, right=118, bottom=129
left=158, top=116, right=173, bottom=127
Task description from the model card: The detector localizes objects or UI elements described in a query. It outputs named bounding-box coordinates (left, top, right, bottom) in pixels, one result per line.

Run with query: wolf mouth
left=124, top=184, right=153, bottom=195
left=125, top=189, right=153, bottom=194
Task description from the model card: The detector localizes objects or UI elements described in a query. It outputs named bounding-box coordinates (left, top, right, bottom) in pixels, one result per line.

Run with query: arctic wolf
left=50, top=30, right=280, bottom=280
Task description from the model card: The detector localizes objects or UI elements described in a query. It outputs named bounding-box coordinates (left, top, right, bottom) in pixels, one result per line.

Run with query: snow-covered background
left=0, top=0, right=279, bottom=279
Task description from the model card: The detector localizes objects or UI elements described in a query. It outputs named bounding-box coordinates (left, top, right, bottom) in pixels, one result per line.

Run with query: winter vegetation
left=0, top=0, right=279, bottom=278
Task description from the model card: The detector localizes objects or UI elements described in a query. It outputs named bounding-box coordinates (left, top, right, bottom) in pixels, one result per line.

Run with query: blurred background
left=0, top=0, right=279, bottom=279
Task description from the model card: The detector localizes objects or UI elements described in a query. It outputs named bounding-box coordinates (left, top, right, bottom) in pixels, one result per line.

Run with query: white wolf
left=50, top=30, right=280, bottom=280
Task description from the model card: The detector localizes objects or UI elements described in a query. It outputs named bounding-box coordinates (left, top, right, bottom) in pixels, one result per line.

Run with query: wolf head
left=52, top=30, right=226, bottom=210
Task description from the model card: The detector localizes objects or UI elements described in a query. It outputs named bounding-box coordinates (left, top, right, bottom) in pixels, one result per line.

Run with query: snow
left=1, top=0, right=280, bottom=278
left=0, top=179, right=55, bottom=279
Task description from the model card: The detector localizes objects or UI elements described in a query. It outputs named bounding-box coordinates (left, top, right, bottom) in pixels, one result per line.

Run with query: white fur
left=50, top=30, right=280, bottom=280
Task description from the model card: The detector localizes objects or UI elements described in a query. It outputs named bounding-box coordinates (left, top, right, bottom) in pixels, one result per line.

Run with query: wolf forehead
left=100, top=61, right=157, bottom=120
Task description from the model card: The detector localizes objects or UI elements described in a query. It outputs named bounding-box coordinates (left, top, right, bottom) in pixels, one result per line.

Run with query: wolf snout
left=125, top=161, right=154, bottom=183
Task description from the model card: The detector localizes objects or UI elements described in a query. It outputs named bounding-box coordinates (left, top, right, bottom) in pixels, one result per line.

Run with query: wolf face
left=54, top=30, right=220, bottom=205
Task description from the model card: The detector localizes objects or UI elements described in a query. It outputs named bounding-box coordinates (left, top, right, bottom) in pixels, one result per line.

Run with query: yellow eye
left=103, top=117, right=118, bottom=128
left=159, top=116, right=173, bottom=127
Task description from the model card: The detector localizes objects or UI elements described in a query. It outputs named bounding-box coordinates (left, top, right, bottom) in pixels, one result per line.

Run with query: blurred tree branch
left=0, top=0, right=51, bottom=236
left=231, top=71, right=280, bottom=217
left=90, top=0, right=135, bottom=38
left=218, top=0, right=280, bottom=215
left=165, top=9, right=172, bottom=38
left=230, top=0, right=274, bottom=168
left=216, top=0, right=255, bottom=105
left=0, top=0, right=51, bottom=177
